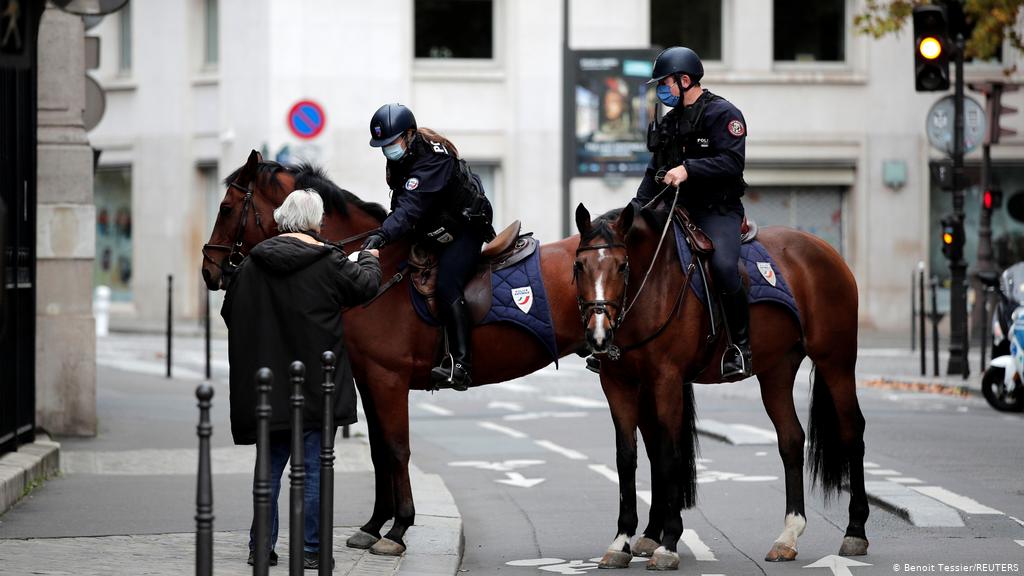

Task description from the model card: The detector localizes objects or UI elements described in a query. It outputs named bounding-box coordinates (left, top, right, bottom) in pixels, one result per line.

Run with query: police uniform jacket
left=380, top=135, right=489, bottom=244
left=637, top=90, right=747, bottom=208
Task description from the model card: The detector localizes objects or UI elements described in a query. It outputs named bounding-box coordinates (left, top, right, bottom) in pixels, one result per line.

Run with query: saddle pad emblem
left=757, top=262, right=777, bottom=287
left=511, top=286, right=533, bottom=314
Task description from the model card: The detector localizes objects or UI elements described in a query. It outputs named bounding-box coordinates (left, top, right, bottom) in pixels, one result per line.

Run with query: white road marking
left=1010, top=516, right=1024, bottom=527
left=417, top=402, right=453, bottom=416
left=504, top=411, right=587, bottom=422
left=547, top=396, right=608, bottom=409
left=478, top=421, right=528, bottom=439
left=1015, top=539, right=1024, bottom=547
left=682, top=529, right=717, bottom=561
left=865, top=469, right=901, bottom=476
left=912, top=486, right=1004, bottom=515
left=732, top=475, right=778, bottom=482
left=487, top=401, right=523, bottom=411
left=495, top=472, right=545, bottom=488
left=803, top=555, right=872, bottom=575
left=506, top=558, right=565, bottom=567
left=863, top=462, right=880, bottom=468
left=637, top=490, right=652, bottom=505
left=731, top=424, right=778, bottom=441
left=448, top=460, right=544, bottom=472
left=887, top=477, right=923, bottom=484
left=588, top=463, right=619, bottom=484
left=535, top=439, right=588, bottom=460
left=493, top=381, right=540, bottom=393
left=697, top=419, right=776, bottom=445
left=755, top=451, right=767, bottom=456
left=864, top=481, right=964, bottom=527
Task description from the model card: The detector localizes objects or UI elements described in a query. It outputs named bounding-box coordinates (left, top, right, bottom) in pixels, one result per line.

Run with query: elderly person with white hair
left=221, top=188, right=381, bottom=569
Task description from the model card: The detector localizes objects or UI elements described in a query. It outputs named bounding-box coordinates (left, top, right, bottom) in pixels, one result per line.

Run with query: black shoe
left=720, top=287, right=752, bottom=379
left=585, top=355, right=601, bottom=374
left=247, top=549, right=278, bottom=566
left=430, top=297, right=473, bottom=391
left=303, top=550, right=336, bottom=570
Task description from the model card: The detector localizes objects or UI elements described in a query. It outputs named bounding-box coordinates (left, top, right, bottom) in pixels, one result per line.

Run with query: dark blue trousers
left=688, top=201, right=745, bottom=294
left=436, top=230, right=484, bottom=305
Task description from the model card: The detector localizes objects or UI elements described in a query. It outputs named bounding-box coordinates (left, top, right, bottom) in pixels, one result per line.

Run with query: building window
left=203, top=0, right=218, bottom=66
left=415, top=0, right=493, bottom=59
left=118, top=1, right=132, bottom=73
left=94, top=167, right=133, bottom=301
left=650, top=0, right=722, bottom=61
left=773, top=0, right=845, bottom=62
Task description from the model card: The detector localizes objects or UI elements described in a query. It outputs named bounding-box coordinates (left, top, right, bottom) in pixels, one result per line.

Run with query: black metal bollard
left=919, top=266, right=926, bottom=376
left=911, top=267, right=917, bottom=352
left=254, top=368, right=273, bottom=576
left=289, top=362, right=306, bottom=576
left=205, top=287, right=212, bottom=381
left=930, top=277, right=941, bottom=377
left=195, top=383, right=214, bottom=576
left=167, top=275, right=173, bottom=378
left=319, top=351, right=337, bottom=576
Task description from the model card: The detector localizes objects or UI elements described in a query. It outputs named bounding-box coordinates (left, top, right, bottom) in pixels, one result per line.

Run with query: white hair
left=274, top=189, right=324, bottom=233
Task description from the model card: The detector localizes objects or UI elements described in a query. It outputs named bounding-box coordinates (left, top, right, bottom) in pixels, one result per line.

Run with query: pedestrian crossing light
left=913, top=5, right=951, bottom=92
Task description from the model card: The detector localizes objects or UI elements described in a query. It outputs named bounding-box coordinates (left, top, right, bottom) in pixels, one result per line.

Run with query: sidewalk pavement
left=0, top=366, right=463, bottom=576
left=857, top=330, right=984, bottom=398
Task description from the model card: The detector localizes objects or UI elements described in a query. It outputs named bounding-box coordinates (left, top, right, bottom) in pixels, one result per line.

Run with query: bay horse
left=572, top=200, right=869, bottom=570
left=202, top=151, right=590, bottom=556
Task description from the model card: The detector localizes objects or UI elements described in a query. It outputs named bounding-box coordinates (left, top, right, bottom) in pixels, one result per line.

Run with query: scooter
left=980, top=263, right=1024, bottom=412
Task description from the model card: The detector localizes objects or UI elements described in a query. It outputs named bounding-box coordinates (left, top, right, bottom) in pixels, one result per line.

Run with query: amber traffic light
left=913, top=6, right=950, bottom=91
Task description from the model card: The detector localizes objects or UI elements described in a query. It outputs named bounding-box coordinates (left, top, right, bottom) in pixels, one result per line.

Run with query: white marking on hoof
left=773, top=512, right=806, bottom=550
left=645, top=547, right=679, bottom=571
left=608, top=533, right=630, bottom=552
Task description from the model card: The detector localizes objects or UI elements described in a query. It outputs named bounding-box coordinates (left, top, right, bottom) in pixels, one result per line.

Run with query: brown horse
left=202, top=151, right=590, bottom=556
left=573, top=200, right=868, bottom=570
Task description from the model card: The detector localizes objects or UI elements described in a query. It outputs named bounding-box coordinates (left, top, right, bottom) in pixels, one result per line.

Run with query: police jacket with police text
left=637, top=90, right=747, bottom=207
left=380, top=135, right=483, bottom=243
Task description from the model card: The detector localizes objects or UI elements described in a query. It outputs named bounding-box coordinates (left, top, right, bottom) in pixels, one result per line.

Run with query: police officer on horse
left=635, top=46, right=751, bottom=378
left=363, top=103, right=495, bottom=391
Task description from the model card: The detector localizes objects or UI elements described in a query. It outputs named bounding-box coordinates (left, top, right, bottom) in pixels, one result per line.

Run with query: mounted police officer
left=635, top=46, right=751, bottom=378
left=363, top=103, right=494, bottom=391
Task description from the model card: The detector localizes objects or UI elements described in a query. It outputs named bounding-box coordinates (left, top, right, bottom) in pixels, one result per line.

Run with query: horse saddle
left=673, top=206, right=758, bottom=257
left=408, top=220, right=538, bottom=323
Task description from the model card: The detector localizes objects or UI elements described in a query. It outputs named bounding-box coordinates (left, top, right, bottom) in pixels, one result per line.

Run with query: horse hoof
left=369, top=538, right=406, bottom=557
left=346, top=530, right=380, bottom=549
left=645, top=548, right=679, bottom=571
left=839, top=536, right=869, bottom=556
left=632, top=536, right=660, bottom=557
left=599, top=550, right=633, bottom=569
left=764, top=541, right=798, bottom=562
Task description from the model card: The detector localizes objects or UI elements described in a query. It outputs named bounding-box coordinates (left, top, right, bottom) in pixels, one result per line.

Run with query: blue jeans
left=249, top=429, right=322, bottom=553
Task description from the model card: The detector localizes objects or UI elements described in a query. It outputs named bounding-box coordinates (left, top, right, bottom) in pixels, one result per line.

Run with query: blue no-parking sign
left=287, top=100, right=326, bottom=140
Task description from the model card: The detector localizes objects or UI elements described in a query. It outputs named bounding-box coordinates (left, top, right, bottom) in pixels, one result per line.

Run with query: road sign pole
left=947, top=34, right=969, bottom=379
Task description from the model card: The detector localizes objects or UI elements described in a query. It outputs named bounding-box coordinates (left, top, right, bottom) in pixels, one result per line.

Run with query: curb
left=857, top=373, right=981, bottom=398
left=0, top=434, right=61, bottom=517
left=397, top=464, right=464, bottom=576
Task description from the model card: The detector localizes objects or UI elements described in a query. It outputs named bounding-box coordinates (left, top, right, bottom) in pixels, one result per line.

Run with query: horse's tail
left=807, top=365, right=849, bottom=501
left=680, top=381, right=700, bottom=509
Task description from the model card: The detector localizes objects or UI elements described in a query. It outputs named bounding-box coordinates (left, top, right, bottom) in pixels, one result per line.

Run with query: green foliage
left=854, top=0, right=1024, bottom=60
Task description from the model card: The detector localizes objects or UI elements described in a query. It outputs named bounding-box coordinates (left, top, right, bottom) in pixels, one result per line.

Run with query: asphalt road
left=406, top=355, right=1024, bottom=576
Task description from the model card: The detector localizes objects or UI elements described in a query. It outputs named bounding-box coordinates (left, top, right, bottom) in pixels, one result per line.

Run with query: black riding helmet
left=647, top=46, right=704, bottom=85
left=369, top=103, right=417, bottom=147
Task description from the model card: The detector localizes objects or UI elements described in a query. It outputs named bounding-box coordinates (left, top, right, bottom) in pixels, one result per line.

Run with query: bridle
left=202, top=180, right=266, bottom=277
left=574, top=242, right=630, bottom=331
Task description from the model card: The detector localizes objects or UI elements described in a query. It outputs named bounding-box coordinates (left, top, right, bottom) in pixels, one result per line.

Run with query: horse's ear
left=616, top=202, right=635, bottom=234
left=575, top=203, right=592, bottom=235
left=246, top=149, right=262, bottom=169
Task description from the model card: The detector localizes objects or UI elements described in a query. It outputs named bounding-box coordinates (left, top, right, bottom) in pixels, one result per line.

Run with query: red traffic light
left=984, top=190, right=993, bottom=210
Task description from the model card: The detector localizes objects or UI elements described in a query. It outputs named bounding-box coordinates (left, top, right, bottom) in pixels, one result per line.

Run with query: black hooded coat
left=222, top=235, right=381, bottom=445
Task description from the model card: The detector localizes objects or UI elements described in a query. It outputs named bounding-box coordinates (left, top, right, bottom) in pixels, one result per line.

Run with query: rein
left=202, top=180, right=266, bottom=277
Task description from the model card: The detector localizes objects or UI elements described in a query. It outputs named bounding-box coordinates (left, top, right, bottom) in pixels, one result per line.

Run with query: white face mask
left=383, top=140, right=406, bottom=161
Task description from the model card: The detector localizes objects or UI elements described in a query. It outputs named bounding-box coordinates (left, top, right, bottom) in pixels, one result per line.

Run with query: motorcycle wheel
left=981, top=366, right=1024, bottom=412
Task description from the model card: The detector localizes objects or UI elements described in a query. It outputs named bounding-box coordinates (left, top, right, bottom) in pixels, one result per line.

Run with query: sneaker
left=246, top=550, right=278, bottom=566
left=303, top=550, right=336, bottom=570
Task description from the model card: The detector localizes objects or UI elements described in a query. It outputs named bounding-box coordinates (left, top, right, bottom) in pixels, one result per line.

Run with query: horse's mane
left=224, top=160, right=388, bottom=223
left=584, top=205, right=665, bottom=244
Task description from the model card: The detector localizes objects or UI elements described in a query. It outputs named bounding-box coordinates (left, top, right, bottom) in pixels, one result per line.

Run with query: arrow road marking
left=803, top=554, right=872, bottom=576
left=496, top=472, right=546, bottom=488
left=449, top=460, right=545, bottom=472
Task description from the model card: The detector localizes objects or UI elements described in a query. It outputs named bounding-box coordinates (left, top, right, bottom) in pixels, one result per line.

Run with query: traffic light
left=983, top=189, right=1003, bottom=211
left=940, top=214, right=964, bottom=261
left=913, top=5, right=951, bottom=91
left=987, top=85, right=1018, bottom=145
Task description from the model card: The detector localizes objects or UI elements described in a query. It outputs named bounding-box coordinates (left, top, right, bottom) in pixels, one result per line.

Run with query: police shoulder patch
left=405, top=177, right=419, bottom=191
left=728, top=120, right=745, bottom=137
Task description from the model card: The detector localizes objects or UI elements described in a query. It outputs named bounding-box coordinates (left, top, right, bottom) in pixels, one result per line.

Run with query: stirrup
left=720, top=344, right=751, bottom=378
left=430, top=361, right=470, bottom=391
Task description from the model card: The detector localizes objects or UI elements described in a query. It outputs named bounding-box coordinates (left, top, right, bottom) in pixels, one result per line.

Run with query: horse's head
left=574, top=202, right=635, bottom=354
left=201, top=150, right=293, bottom=290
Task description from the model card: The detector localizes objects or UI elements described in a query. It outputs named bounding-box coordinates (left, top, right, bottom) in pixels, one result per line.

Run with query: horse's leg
left=368, top=378, right=415, bottom=557
left=813, top=356, right=870, bottom=556
left=633, top=395, right=663, bottom=558
left=648, top=377, right=694, bottom=571
left=597, top=374, right=641, bottom=569
left=758, top=349, right=808, bottom=562
left=346, top=380, right=393, bottom=549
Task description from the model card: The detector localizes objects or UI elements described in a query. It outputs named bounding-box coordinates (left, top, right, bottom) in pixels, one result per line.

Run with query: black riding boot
left=720, top=287, right=752, bottom=379
left=431, top=297, right=473, bottom=391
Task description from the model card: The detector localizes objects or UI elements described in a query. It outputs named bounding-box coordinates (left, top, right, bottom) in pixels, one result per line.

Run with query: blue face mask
left=656, top=84, right=680, bottom=108
left=383, top=141, right=406, bottom=161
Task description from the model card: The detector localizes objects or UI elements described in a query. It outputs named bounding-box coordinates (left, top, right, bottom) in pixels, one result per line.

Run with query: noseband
left=574, top=242, right=630, bottom=331
left=202, top=180, right=264, bottom=277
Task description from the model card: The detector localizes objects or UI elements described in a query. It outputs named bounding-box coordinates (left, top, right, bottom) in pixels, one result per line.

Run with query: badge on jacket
left=728, top=120, right=745, bottom=137
left=405, top=178, right=419, bottom=191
